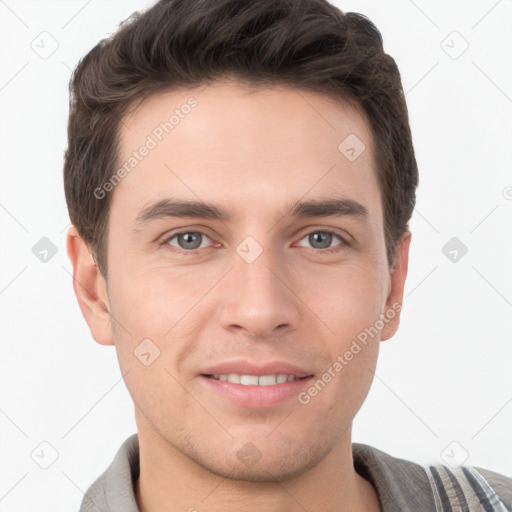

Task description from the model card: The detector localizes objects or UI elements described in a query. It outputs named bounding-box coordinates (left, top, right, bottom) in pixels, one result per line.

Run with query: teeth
left=258, top=375, right=277, bottom=386
left=210, top=373, right=297, bottom=385
left=240, top=375, right=259, bottom=385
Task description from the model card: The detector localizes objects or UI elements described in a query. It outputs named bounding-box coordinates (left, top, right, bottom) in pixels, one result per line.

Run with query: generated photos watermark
left=298, top=302, right=402, bottom=405
left=93, top=96, right=198, bottom=200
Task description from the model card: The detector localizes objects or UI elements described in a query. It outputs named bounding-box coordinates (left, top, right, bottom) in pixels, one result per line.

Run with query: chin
left=182, top=436, right=329, bottom=483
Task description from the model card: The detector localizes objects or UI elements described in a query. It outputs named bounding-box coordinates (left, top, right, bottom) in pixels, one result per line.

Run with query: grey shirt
left=79, top=434, right=512, bottom=511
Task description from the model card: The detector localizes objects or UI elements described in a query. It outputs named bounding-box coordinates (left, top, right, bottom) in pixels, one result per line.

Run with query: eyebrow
left=133, top=197, right=369, bottom=228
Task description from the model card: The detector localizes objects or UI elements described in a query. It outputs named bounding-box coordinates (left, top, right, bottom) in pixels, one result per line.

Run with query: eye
left=296, top=230, right=348, bottom=253
left=164, top=231, right=214, bottom=253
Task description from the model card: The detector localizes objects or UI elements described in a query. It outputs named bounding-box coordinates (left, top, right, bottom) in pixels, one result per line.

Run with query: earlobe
left=380, top=230, right=412, bottom=342
left=66, top=226, right=114, bottom=346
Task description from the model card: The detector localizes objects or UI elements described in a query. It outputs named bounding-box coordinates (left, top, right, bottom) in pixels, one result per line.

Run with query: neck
left=134, top=419, right=381, bottom=512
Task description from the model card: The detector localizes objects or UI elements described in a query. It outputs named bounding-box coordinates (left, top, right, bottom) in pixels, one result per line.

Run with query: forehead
left=112, top=80, right=381, bottom=225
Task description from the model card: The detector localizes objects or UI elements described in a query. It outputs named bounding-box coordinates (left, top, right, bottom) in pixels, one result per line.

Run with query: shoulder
left=352, top=442, right=436, bottom=511
left=352, top=443, right=512, bottom=512
left=79, top=434, right=140, bottom=512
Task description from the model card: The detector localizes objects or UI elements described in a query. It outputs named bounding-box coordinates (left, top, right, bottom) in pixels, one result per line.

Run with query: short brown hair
left=64, top=0, right=418, bottom=278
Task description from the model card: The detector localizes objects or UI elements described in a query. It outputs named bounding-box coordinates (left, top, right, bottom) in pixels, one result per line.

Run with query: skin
left=67, top=79, right=411, bottom=512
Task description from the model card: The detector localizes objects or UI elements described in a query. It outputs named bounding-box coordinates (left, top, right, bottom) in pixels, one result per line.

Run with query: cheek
left=109, top=264, right=189, bottom=331
left=107, top=265, right=213, bottom=383
left=303, top=262, right=385, bottom=397
left=298, top=258, right=387, bottom=331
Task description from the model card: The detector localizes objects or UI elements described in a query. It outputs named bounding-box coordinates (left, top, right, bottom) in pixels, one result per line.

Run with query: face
left=69, top=79, right=410, bottom=482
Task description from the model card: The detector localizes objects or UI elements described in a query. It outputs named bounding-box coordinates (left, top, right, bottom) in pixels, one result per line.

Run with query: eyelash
left=159, top=229, right=350, bottom=256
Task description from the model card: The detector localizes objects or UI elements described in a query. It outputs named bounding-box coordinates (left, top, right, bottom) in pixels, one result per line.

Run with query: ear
left=66, top=225, right=114, bottom=346
left=380, top=230, right=411, bottom=341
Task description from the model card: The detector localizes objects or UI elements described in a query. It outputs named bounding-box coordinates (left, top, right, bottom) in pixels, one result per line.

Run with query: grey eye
left=168, top=232, right=209, bottom=250
left=296, top=231, right=343, bottom=251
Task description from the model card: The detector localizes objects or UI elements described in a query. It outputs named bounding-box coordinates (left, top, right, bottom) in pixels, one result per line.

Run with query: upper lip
left=200, top=360, right=313, bottom=379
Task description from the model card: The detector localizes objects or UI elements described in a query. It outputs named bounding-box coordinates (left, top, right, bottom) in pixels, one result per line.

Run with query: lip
left=199, top=374, right=315, bottom=408
left=198, top=360, right=315, bottom=409
left=199, top=360, right=313, bottom=379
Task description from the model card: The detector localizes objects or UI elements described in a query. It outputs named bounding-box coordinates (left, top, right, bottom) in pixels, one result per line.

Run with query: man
left=64, top=0, right=511, bottom=510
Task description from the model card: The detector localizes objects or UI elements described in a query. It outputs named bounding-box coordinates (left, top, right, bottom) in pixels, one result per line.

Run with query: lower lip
left=199, top=375, right=314, bottom=408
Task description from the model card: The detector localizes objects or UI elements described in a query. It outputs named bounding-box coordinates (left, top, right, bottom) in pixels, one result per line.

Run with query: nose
left=217, top=245, right=301, bottom=339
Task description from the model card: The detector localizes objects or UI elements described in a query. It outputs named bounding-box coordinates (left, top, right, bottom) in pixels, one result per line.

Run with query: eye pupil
left=309, top=232, right=332, bottom=249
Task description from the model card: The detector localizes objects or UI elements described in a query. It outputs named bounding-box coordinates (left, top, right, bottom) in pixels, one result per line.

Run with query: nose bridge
left=218, top=236, right=300, bottom=337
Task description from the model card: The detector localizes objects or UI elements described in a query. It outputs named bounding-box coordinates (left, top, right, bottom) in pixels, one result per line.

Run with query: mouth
left=198, top=360, right=315, bottom=407
left=199, top=371, right=315, bottom=408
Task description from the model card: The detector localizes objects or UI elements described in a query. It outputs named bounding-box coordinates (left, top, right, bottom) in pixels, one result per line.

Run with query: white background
left=0, top=1, right=511, bottom=510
